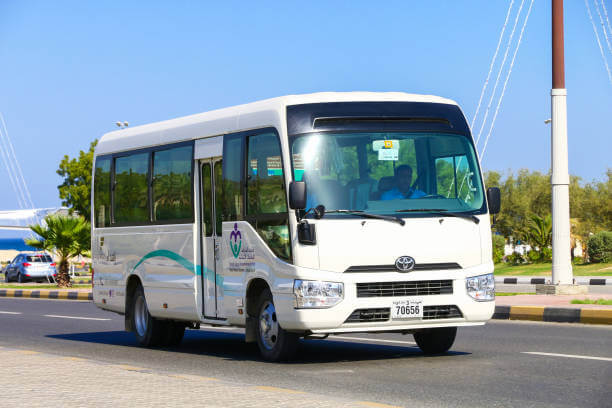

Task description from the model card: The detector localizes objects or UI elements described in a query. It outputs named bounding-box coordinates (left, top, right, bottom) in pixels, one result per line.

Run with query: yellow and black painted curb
left=493, top=305, right=612, bottom=325
left=0, top=289, right=92, bottom=301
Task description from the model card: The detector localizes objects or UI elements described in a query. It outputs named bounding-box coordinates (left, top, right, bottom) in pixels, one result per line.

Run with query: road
left=0, top=298, right=610, bottom=407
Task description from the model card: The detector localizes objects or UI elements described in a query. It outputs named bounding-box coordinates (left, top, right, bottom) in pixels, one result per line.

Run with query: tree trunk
left=56, top=259, right=72, bottom=288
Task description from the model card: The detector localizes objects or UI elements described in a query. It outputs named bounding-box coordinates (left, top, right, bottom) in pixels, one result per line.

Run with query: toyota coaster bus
left=92, top=92, right=501, bottom=361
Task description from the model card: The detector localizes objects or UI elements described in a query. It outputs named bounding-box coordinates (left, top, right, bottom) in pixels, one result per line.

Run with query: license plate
left=391, top=299, right=424, bottom=319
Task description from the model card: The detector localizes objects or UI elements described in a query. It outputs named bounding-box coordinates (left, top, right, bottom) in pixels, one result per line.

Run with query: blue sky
left=0, top=0, right=610, bottom=211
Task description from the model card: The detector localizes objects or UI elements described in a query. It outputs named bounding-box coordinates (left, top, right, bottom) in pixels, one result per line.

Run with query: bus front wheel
left=414, top=327, right=457, bottom=355
left=255, top=289, right=298, bottom=362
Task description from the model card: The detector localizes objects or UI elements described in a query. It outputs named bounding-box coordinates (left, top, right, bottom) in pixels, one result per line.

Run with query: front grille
left=356, top=280, right=453, bottom=298
left=423, top=305, right=463, bottom=320
left=345, top=263, right=461, bottom=273
left=343, top=305, right=463, bottom=323
left=344, top=308, right=390, bottom=323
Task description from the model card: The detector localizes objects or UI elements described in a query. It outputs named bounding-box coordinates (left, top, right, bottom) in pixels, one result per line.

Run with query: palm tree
left=25, top=214, right=90, bottom=288
left=526, top=214, right=552, bottom=262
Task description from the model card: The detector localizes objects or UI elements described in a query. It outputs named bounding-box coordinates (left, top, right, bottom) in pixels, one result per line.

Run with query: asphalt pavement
left=0, top=298, right=610, bottom=407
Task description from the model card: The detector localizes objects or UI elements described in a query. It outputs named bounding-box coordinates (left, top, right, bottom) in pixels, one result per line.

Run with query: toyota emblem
left=395, top=256, right=415, bottom=272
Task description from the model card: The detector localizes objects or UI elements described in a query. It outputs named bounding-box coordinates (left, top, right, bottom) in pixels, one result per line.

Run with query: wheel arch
left=125, top=274, right=143, bottom=332
left=244, top=277, right=271, bottom=343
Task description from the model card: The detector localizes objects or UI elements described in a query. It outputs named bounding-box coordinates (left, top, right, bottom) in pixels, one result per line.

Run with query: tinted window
left=94, top=157, right=111, bottom=227
left=247, top=133, right=287, bottom=214
left=152, top=145, right=193, bottom=222
left=246, top=131, right=290, bottom=261
left=201, top=162, right=213, bottom=237
left=27, top=255, right=52, bottom=263
left=221, top=135, right=244, bottom=223
left=114, top=152, right=150, bottom=224
left=214, top=160, right=223, bottom=235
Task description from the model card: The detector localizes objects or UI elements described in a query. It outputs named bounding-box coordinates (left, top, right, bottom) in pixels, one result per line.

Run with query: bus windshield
left=290, top=132, right=485, bottom=216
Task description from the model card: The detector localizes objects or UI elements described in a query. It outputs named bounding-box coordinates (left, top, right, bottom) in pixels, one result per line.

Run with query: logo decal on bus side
left=229, top=223, right=242, bottom=258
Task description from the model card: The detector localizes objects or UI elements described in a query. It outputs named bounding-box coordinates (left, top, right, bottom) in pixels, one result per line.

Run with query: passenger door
left=199, top=158, right=224, bottom=318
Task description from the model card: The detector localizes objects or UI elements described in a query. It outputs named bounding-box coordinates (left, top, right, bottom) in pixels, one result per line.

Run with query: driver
left=381, top=164, right=426, bottom=200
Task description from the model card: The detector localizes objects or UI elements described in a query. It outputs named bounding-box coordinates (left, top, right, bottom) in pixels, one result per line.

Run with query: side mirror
left=289, top=181, right=307, bottom=210
left=487, top=187, right=501, bottom=215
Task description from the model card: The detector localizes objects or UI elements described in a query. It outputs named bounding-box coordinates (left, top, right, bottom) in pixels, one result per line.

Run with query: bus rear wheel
left=131, top=285, right=165, bottom=347
left=414, top=327, right=457, bottom=355
left=255, top=289, right=298, bottom=362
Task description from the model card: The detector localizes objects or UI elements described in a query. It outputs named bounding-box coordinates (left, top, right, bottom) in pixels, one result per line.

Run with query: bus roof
left=95, top=92, right=459, bottom=156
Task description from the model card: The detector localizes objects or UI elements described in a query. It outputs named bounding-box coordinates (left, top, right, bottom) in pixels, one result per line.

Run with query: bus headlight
left=293, top=280, right=344, bottom=308
left=466, top=273, right=495, bottom=301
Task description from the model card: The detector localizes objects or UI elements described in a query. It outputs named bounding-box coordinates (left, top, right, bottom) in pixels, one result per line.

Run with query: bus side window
left=246, top=131, right=290, bottom=261
left=114, top=152, right=150, bottom=224
left=94, top=157, right=111, bottom=227
left=221, top=134, right=244, bottom=225
left=152, top=145, right=193, bottom=222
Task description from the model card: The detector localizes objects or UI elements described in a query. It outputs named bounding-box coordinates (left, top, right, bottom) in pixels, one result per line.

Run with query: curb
left=495, top=277, right=612, bottom=285
left=0, top=289, right=92, bottom=301
left=493, top=305, right=612, bottom=325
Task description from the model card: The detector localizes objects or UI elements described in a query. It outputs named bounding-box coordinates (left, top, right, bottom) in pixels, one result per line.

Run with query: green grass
left=494, top=262, right=611, bottom=276
left=0, top=284, right=91, bottom=289
left=570, top=298, right=612, bottom=305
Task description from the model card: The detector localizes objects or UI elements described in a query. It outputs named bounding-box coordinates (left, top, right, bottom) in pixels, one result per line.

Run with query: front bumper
left=273, top=264, right=495, bottom=333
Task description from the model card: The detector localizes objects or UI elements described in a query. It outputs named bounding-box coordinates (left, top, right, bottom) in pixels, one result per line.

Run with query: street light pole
left=550, top=0, right=573, bottom=286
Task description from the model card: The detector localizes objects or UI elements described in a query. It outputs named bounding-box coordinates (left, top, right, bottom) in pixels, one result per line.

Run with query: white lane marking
left=43, top=314, right=111, bottom=321
left=330, top=336, right=417, bottom=345
left=523, top=352, right=612, bottom=362
left=0, top=311, right=22, bottom=315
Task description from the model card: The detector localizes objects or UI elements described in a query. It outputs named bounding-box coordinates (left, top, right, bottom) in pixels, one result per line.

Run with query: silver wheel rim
left=134, top=295, right=148, bottom=337
left=259, top=300, right=279, bottom=351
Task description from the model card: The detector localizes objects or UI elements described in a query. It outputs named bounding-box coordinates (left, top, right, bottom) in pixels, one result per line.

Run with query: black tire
left=255, top=289, right=299, bottom=362
left=17, top=273, right=24, bottom=283
left=414, top=327, right=457, bottom=355
left=130, top=285, right=165, bottom=347
left=4, top=273, right=9, bottom=283
left=160, top=321, right=185, bottom=347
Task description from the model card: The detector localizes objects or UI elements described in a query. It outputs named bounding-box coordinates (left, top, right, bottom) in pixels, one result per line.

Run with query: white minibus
left=92, top=92, right=500, bottom=361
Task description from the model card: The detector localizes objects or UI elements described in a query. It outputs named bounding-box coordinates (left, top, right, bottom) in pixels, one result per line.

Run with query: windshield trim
left=288, top=129, right=488, bottom=217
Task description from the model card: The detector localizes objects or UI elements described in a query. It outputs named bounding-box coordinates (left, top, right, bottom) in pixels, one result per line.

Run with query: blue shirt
left=381, top=188, right=426, bottom=200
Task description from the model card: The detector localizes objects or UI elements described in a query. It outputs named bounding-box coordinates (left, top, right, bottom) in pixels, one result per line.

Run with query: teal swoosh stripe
left=131, top=250, right=222, bottom=287
left=131, top=250, right=199, bottom=275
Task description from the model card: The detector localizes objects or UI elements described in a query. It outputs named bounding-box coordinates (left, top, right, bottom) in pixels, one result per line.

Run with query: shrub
left=526, top=247, right=552, bottom=263
left=507, top=251, right=526, bottom=265
left=526, top=249, right=540, bottom=263
left=492, top=234, right=505, bottom=264
left=587, top=231, right=612, bottom=263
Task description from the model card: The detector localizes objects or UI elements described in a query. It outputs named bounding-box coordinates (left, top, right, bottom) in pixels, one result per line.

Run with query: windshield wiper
left=396, top=208, right=480, bottom=224
left=325, top=209, right=406, bottom=226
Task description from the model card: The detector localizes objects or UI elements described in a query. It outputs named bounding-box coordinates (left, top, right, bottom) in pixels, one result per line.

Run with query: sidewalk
left=494, top=293, right=612, bottom=325
left=0, top=345, right=399, bottom=408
